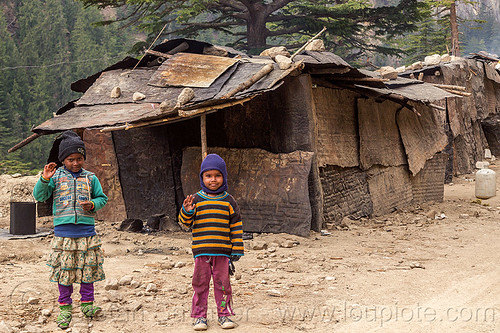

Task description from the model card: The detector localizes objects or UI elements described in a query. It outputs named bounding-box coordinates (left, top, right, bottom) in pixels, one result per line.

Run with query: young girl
left=33, top=130, right=108, bottom=329
left=179, top=153, right=244, bottom=331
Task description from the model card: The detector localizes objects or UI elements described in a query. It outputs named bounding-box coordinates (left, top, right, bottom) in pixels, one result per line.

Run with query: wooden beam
left=290, top=26, right=327, bottom=61
left=145, top=42, right=189, bottom=59
left=307, top=67, right=351, bottom=75
left=429, top=103, right=446, bottom=111
left=221, top=64, right=274, bottom=99
left=201, top=115, right=207, bottom=159
left=179, top=97, right=254, bottom=118
left=431, top=83, right=467, bottom=91
left=442, top=89, right=471, bottom=96
left=332, top=77, right=389, bottom=83
left=145, top=50, right=172, bottom=59
left=99, top=97, right=255, bottom=133
left=8, top=133, right=41, bottom=153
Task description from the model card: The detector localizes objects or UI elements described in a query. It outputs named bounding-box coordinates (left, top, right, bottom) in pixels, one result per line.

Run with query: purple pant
left=191, top=256, right=234, bottom=318
left=58, top=283, right=94, bottom=305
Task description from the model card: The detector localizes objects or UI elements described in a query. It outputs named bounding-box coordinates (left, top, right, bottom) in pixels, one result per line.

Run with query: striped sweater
left=178, top=191, right=244, bottom=258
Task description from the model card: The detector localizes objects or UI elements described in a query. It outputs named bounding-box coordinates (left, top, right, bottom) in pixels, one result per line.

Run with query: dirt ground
left=1, top=166, right=500, bottom=333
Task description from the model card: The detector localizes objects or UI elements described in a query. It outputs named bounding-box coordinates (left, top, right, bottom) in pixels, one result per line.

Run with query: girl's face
left=202, top=169, right=223, bottom=192
left=63, top=153, right=84, bottom=173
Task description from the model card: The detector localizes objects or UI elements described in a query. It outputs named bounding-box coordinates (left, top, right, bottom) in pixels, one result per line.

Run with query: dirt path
left=1, top=168, right=500, bottom=333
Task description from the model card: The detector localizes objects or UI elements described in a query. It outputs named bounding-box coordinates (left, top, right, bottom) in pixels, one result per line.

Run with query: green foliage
left=394, top=0, right=500, bottom=66
left=461, top=7, right=499, bottom=56
left=0, top=0, right=133, bottom=172
left=0, top=159, right=40, bottom=175
left=77, top=0, right=429, bottom=59
left=395, top=1, right=450, bottom=65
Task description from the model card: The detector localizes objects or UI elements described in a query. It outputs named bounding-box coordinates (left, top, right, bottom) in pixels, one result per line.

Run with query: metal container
left=10, top=201, right=36, bottom=235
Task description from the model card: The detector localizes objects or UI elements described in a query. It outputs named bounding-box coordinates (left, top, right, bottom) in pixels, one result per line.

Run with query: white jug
left=475, top=165, right=496, bottom=199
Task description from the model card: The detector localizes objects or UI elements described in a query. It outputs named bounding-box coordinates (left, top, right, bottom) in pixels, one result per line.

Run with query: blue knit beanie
left=199, top=154, right=228, bottom=194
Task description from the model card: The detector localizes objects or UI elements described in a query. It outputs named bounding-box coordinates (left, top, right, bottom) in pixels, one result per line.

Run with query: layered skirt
left=47, top=235, right=105, bottom=286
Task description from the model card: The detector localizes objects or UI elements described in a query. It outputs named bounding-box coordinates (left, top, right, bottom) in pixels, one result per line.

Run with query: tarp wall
left=181, top=147, right=314, bottom=236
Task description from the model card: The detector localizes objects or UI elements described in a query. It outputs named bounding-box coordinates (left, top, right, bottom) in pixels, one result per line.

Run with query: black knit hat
left=58, top=131, right=86, bottom=162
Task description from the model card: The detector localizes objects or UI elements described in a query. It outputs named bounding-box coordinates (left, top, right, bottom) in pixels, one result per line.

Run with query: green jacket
left=33, top=167, right=108, bottom=226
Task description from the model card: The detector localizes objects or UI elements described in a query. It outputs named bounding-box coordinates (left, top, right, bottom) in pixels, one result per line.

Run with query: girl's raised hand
left=42, top=162, right=57, bottom=179
left=183, top=194, right=195, bottom=211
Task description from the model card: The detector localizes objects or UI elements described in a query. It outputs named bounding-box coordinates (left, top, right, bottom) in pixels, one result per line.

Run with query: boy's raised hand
left=183, top=194, right=195, bottom=211
left=42, top=162, right=57, bottom=179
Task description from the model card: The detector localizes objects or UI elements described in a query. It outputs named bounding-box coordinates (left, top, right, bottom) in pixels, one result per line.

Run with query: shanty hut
left=12, top=39, right=457, bottom=236
left=399, top=52, right=500, bottom=179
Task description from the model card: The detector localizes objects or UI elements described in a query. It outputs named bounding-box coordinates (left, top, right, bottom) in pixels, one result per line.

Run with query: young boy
left=33, top=130, right=108, bottom=329
left=179, top=153, right=244, bottom=331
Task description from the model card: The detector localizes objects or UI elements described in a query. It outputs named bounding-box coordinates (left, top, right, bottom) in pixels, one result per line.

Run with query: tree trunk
left=246, top=5, right=269, bottom=52
left=450, top=1, right=460, bottom=57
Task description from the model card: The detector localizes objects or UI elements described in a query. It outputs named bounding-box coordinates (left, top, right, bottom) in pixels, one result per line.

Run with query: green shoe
left=56, top=304, right=72, bottom=329
left=80, top=301, right=102, bottom=318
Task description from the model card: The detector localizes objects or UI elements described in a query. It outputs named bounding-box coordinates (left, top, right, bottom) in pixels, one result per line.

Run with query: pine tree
left=0, top=10, right=19, bottom=160
left=1, top=0, right=133, bottom=169
left=79, top=0, right=428, bottom=57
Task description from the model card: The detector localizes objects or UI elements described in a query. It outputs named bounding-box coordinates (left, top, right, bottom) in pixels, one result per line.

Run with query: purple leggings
left=58, top=283, right=94, bottom=305
left=191, top=256, right=233, bottom=318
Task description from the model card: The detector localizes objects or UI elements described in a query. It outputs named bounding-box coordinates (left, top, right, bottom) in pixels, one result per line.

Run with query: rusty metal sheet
left=149, top=53, right=238, bottom=88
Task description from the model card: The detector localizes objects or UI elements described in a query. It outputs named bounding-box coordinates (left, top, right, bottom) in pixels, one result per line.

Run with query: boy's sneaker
left=193, top=317, right=208, bottom=331
left=218, top=316, right=236, bottom=329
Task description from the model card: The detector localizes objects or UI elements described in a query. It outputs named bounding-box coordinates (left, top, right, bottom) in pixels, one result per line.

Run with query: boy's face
left=202, top=169, right=223, bottom=192
left=63, top=153, right=84, bottom=173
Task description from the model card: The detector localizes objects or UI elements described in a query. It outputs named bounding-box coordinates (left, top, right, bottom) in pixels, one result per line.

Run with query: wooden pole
left=431, top=83, right=467, bottom=91
left=99, top=97, right=255, bottom=133
left=290, top=26, right=327, bottom=61
left=441, top=89, right=471, bottom=96
left=221, top=63, right=274, bottom=99
left=201, top=114, right=207, bottom=159
left=429, top=103, right=446, bottom=111
left=8, top=133, right=41, bottom=153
